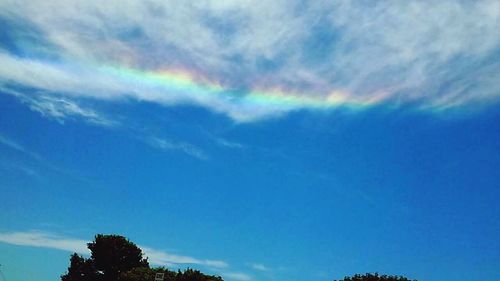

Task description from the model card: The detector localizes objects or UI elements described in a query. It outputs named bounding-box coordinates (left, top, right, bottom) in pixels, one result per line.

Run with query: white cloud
left=325, top=1, right=500, bottom=101
left=146, top=137, right=208, bottom=160
left=1, top=87, right=116, bottom=126
left=0, top=132, right=83, bottom=178
left=0, top=134, right=30, bottom=155
left=204, top=260, right=230, bottom=269
left=0, top=133, right=42, bottom=160
left=247, top=263, right=269, bottom=272
left=0, top=0, right=499, bottom=121
left=214, top=138, right=245, bottom=149
left=141, top=246, right=228, bottom=269
left=26, top=96, right=116, bottom=126
left=222, top=272, right=252, bottom=281
left=0, top=231, right=228, bottom=269
left=0, top=231, right=89, bottom=254
left=0, top=161, right=40, bottom=178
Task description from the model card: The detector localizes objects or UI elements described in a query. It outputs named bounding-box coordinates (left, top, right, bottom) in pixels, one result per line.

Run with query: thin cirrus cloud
left=247, top=263, right=269, bottom=272
left=145, top=137, right=209, bottom=160
left=0, top=133, right=42, bottom=161
left=0, top=0, right=499, bottom=122
left=222, top=272, right=253, bottom=281
left=0, top=231, right=90, bottom=254
left=0, top=132, right=78, bottom=179
left=23, top=95, right=116, bottom=127
left=0, top=132, right=41, bottom=178
left=2, top=87, right=208, bottom=160
left=1, top=87, right=116, bottom=127
left=0, top=231, right=227, bottom=269
left=136, top=246, right=228, bottom=269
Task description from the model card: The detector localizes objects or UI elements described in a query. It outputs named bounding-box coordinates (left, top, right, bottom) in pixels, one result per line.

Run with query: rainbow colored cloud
left=0, top=0, right=499, bottom=121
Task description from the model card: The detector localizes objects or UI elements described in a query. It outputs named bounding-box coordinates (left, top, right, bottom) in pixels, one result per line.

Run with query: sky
left=0, top=1, right=500, bottom=281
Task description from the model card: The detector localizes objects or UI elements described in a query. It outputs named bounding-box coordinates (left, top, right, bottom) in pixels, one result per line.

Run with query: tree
left=61, top=234, right=149, bottom=281
left=335, top=273, right=417, bottom=281
left=61, top=253, right=99, bottom=281
left=120, top=267, right=176, bottom=281
left=120, top=267, right=223, bottom=281
left=62, top=234, right=223, bottom=281
left=88, top=234, right=149, bottom=281
left=176, top=269, right=223, bottom=281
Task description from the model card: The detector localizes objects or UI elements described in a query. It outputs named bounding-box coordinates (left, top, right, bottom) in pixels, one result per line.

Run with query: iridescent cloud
left=0, top=0, right=499, bottom=121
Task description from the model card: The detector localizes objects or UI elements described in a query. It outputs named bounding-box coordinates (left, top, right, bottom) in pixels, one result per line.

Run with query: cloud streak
left=0, top=231, right=89, bottom=254
left=0, top=133, right=42, bottom=160
left=1, top=87, right=116, bottom=126
left=0, top=0, right=499, bottom=121
left=0, top=231, right=228, bottom=269
left=141, top=247, right=227, bottom=269
left=247, top=263, right=269, bottom=272
left=26, top=96, right=115, bottom=126
left=222, top=272, right=252, bottom=281
left=146, top=137, right=209, bottom=160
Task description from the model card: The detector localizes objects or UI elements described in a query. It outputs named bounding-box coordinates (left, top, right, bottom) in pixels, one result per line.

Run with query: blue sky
left=1, top=1, right=500, bottom=281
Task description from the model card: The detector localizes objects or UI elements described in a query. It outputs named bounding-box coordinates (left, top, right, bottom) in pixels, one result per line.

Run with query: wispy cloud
left=0, top=231, right=89, bottom=254
left=0, top=133, right=42, bottom=160
left=141, top=247, right=227, bottom=269
left=247, top=263, right=269, bottom=272
left=26, top=96, right=116, bottom=126
left=0, top=131, right=95, bottom=183
left=0, top=132, right=89, bottom=181
left=0, top=161, right=40, bottom=178
left=0, top=134, right=25, bottom=153
left=0, top=0, right=499, bottom=121
left=214, top=138, right=245, bottom=150
left=146, top=137, right=209, bottom=160
left=222, top=272, right=252, bottom=281
left=0, top=231, right=229, bottom=269
left=1, top=88, right=116, bottom=126
left=142, top=246, right=253, bottom=281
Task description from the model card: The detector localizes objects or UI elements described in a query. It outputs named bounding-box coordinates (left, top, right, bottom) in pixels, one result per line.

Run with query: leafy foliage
left=120, top=267, right=176, bottom=281
left=335, top=273, right=417, bottom=281
left=176, top=269, right=223, bottom=281
left=88, top=234, right=149, bottom=281
left=61, top=234, right=223, bottom=281
left=61, top=253, right=99, bottom=281
left=120, top=268, right=222, bottom=281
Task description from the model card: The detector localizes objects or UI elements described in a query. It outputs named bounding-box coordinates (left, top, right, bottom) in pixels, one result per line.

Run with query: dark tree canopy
left=335, top=273, right=417, bottom=281
left=120, top=267, right=176, bottom=281
left=88, top=234, right=149, bottom=281
left=61, top=234, right=223, bottom=281
left=61, top=234, right=148, bottom=281
left=176, top=269, right=223, bottom=281
left=120, top=268, right=222, bottom=281
left=61, top=253, right=99, bottom=281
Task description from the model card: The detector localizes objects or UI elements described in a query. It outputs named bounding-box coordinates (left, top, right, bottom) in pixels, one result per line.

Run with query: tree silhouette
left=61, top=253, right=99, bottom=281
left=120, top=268, right=223, bottom=281
left=335, top=272, right=417, bottom=281
left=88, top=234, right=149, bottom=281
left=176, top=269, right=223, bottom=281
left=120, top=267, right=176, bottom=281
left=61, top=234, right=223, bottom=281
left=61, top=234, right=148, bottom=281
